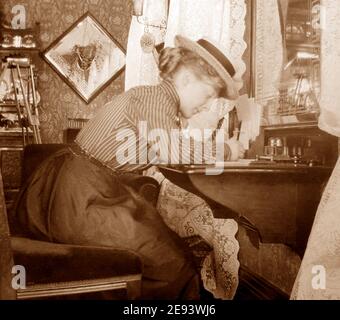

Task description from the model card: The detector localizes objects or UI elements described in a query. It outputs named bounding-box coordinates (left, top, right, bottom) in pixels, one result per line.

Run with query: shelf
left=0, top=23, right=41, bottom=52
left=0, top=47, right=40, bottom=52
left=263, top=121, right=318, bottom=131
left=0, top=103, right=23, bottom=117
left=0, top=102, right=17, bottom=107
left=0, top=127, right=32, bottom=134
left=0, top=25, right=40, bottom=35
left=285, top=40, right=320, bottom=49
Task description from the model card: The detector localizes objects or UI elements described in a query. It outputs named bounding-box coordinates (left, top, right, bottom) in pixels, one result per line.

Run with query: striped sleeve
left=75, top=84, right=231, bottom=171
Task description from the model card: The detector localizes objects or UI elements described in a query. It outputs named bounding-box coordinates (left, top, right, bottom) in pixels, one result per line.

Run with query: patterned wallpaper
left=1, top=0, right=254, bottom=143
left=1, top=1, right=304, bottom=295
left=1, top=0, right=132, bottom=143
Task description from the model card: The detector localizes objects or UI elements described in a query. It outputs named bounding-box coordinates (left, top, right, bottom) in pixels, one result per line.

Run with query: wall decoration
left=42, top=12, right=126, bottom=104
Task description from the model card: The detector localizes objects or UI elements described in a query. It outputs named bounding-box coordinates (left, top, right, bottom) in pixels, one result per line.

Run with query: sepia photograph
left=0, top=0, right=340, bottom=314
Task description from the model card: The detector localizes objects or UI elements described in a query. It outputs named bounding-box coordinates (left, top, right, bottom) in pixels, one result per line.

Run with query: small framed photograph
left=42, top=12, right=126, bottom=104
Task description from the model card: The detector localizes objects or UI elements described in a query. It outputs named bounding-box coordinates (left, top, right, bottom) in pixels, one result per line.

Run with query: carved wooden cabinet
left=0, top=23, right=41, bottom=210
left=0, top=134, right=24, bottom=212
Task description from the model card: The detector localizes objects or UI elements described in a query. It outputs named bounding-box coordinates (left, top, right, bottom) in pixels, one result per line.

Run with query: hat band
left=197, top=39, right=236, bottom=78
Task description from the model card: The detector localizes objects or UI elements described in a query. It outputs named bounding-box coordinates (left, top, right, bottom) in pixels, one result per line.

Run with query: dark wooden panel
left=1, top=150, right=22, bottom=190
left=235, top=267, right=289, bottom=300
left=160, top=165, right=332, bottom=256
left=0, top=170, right=16, bottom=299
left=191, top=173, right=297, bottom=243
left=0, top=133, right=25, bottom=218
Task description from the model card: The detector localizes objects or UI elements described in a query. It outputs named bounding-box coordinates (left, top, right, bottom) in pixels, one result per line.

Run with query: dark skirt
left=14, top=148, right=199, bottom=299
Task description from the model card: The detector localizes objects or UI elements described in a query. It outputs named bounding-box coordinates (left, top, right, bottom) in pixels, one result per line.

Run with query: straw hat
left=174, top=35, right=239, bottom=100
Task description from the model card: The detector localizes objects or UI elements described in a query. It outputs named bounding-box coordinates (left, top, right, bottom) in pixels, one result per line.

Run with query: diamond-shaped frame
left=43, top=12, right=126, bottom=104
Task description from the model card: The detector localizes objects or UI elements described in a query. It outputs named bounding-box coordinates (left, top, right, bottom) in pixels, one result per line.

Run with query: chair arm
left=11, top=237, right=142, bottom=285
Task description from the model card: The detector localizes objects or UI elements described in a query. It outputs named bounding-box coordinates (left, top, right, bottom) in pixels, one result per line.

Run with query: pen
left=233, top=121, right=242, bottom=141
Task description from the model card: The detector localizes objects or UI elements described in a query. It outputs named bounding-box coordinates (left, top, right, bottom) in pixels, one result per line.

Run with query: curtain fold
left=254, top=0, right=283, bottom=111
left=164, top=0, right=246, bottom=91
left=291, top=0, right=340, bottom=300
left=125, top=0, right=168, bottom=90
left=318, top=0, right=340, bottom=137
left=125, top=0, right=247, bottom=93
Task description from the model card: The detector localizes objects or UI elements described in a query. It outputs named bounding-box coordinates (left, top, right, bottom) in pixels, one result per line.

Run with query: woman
left=15, top=35, right=240, bottom=299
left=153, top=100, right=244, bottom=300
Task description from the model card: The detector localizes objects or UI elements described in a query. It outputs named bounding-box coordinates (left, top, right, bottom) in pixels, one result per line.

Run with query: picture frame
left=42, top=12, right=126, bottom=104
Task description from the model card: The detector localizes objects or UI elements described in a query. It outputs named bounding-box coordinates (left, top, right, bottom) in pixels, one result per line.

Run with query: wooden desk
left=159, top=163, right=332, bottom=257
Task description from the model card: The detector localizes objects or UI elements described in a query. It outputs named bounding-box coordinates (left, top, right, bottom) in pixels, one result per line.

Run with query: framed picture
left=42, top=12, right=126, bottom=104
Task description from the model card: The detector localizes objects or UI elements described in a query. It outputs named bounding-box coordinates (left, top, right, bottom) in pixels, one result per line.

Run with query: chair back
left=2, top=144, right=143, bottom=300
left=21, top=144, right=68, bottom=183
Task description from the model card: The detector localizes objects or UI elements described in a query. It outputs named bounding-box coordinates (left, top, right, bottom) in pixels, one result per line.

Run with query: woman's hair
left=158, top=47, right=225, bottom=96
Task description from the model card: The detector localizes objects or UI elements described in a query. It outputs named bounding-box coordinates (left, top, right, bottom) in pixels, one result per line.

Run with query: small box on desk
left=262, top=122, right=338, bottom=167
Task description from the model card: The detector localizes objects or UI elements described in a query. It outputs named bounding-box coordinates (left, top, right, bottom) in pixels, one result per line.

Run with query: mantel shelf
left=0, top=47, right=40, bottom=52
left=0, top=102, right=17, bottom=107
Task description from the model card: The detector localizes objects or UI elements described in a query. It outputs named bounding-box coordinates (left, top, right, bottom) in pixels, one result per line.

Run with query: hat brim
left=174, top=35, right=239, bottom=100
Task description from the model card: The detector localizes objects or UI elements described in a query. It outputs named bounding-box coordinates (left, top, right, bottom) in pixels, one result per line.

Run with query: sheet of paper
left=215, top=159, right=254, bottom=166
left=234, top=95, right=263, bottom=150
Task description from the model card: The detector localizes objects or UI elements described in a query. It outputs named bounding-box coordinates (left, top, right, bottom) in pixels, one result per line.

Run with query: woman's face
left=175, top=71, right=219, bottom=119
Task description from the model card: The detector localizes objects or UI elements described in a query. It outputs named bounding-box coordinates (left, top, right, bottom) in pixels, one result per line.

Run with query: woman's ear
left=181, top=72, right=191, bottom=87
left=174, top=67, right=194, bottom=88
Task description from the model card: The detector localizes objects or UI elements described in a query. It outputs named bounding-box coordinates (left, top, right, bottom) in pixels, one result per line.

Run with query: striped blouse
left=75, top=80, right=229, bottom=172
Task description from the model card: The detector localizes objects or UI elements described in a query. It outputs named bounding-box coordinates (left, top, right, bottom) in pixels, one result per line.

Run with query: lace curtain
left=125, top=0, right=247, bottom=132
left=253, top=0, right=283, bottom=111
left=125, top=0, right=168, bottom=90
left=291, top=0, right=340, bottom=299
left=164, top=0, right=246, bottom=92
left=157, top=179, right=240, bottom=300
left=125, top=0, right=247, bottom=92
left=317, top=0, right=340, bottom=138
left=163, top=0, right=246, bottom=132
